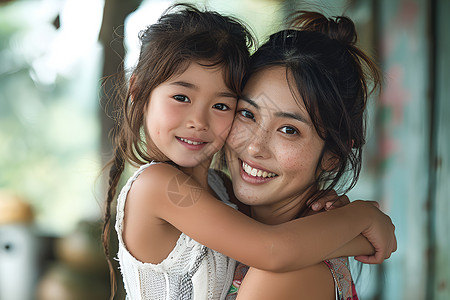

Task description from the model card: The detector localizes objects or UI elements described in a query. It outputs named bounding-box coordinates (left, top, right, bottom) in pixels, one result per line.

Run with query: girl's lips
left=176, top=136, right=208, bottom=150
left=238, top=159, right=278, bottom=184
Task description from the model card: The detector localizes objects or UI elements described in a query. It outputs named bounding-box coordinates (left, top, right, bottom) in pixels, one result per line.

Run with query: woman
left=224, top=11, right=382, bottom=299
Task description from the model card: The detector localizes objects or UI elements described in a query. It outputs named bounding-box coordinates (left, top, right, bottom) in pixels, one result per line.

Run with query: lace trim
left=324, top=257, right=358, bottom=300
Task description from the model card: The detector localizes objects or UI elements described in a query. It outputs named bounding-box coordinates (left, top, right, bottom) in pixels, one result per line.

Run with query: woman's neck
left=179, top=159, right=212, bottom=189
left=250, top=189, right=315, bottom=225
left=250, top=200, right=303, bottom=225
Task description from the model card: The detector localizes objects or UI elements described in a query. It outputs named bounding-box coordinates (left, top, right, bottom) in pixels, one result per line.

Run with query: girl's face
left=145, top=62, right=237, bottom=168
left=225, top=66, right=327, bottom=213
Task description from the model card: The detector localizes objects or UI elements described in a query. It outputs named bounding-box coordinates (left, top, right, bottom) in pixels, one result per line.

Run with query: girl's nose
left=186, top=109, right=209, bottom=131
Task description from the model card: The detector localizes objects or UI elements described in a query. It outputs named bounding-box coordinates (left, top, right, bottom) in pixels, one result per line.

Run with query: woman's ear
left=321, top=151, right=339, bottom=171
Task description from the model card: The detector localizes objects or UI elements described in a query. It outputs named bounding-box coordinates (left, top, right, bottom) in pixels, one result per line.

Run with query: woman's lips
left=239, top=159, right=278, bottom=184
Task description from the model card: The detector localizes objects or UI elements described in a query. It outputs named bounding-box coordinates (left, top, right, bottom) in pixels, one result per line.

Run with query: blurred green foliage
left=0, top=1, right=102, bottom=235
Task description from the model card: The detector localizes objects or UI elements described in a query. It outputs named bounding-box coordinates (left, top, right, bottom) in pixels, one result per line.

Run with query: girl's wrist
left=345, top=200, right=375, bottom=234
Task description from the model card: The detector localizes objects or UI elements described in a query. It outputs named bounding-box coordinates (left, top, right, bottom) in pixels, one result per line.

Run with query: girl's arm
left=302, top=195, right=392, bottom=264
left=328, top=234, right=374, bottom=258
left=219, top=168, right=396, bottom=265
left=132, top=163, right=395, bottom=272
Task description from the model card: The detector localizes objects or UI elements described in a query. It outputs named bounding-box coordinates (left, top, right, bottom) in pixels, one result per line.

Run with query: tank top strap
left=208, top=169, right=237, bottom=209
left=115, top=162, right=158, bottom=244
left=324, top=257, right=359, bottom=300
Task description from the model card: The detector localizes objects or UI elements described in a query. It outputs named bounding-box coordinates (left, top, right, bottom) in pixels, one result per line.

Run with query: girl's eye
left=213, top=103, right=230, bottom=111
left=238, top=109, right=254, bottom=120
left=173, top=95, right=190, bottom=103
left=279, top=126, right=298, bottom=135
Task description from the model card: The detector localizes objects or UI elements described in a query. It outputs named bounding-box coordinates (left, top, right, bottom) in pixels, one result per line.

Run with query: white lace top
left=115, top=162, right=237, bottom=300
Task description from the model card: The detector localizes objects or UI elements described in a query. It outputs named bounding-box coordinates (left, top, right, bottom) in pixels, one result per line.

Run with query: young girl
left=102, top=4, right=396, bottom=300
left=224, top=11, right=383, bottom=299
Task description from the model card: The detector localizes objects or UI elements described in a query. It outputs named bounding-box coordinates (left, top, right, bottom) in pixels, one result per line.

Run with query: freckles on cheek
left=277, top=143, right=304, bottom=171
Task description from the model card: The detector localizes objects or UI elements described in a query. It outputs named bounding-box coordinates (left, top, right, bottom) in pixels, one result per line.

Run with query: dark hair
left=102, top=4, right=254, bottom=298
left=242, top=11, right=381, bottom=211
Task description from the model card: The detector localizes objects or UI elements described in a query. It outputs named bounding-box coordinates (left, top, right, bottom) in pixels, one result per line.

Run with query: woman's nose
left=246, top=127, right=271, bottom=158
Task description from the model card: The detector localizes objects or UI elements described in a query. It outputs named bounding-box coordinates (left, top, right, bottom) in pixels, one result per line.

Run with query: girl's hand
left=310, top=190, right=350, bottom=212
left=352, top=200, right=397, bottom=264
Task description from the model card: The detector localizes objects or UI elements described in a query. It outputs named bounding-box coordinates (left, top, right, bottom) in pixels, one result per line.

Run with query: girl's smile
left=145, top=61, right=237, bottom=168
left=176, top=136, right=208, bottom=150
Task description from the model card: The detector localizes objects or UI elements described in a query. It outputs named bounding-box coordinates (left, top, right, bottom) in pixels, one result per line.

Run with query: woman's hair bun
left=288, top=11, right=357, bottom=45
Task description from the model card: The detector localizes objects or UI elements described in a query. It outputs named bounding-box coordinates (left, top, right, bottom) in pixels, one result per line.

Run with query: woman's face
left=225, top=66, right=327, bottom=212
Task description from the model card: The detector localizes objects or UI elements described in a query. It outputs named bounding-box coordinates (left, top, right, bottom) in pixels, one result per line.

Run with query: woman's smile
left=225, top=66, right=326, bottom=211
left=239, top=159, right=278, bottom=183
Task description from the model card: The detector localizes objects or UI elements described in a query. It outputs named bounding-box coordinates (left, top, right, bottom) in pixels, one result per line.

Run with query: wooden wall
left=281, top=0, right=450, bottom=299
left=430, top=1, right=450, bottom=299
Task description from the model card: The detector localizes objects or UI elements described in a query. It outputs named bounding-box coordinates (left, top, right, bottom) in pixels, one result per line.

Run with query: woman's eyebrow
left=239, top=96, right=259, bottom=108
left=241, top=95, right=309, bottom=124
left=274, top=111, right=310, bottom=124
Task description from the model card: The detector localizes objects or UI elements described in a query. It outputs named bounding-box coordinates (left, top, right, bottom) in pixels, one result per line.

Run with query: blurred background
left=0, top=0, right=448, bottom=299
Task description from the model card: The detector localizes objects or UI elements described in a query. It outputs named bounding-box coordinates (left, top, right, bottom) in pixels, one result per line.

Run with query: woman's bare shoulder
left=237, top=262, right=335, bottom=300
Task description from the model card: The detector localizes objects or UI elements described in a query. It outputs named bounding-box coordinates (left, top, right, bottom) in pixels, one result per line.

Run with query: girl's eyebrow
left=170, top=80, right=197, bottom=89
left=170, top=80, right=236, bottom=98
left=241, top=95, right=309, bottom=124
left=219, top=92, right=238, bottom=98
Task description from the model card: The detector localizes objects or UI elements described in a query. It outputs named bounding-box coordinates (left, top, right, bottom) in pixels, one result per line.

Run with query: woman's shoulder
left=210, top=169, right=251, bottom=215
left=237, top=263, right=334, bottom=299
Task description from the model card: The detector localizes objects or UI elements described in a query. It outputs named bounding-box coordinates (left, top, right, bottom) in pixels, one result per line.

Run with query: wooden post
left=429, top=0, right=450, bottom=298
left=375, top=0, right=431, bottom=299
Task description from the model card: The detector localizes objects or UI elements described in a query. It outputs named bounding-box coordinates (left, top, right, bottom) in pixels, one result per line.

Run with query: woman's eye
left=238, top=109, right=254, bottom=120
left=173, top=95, right=190, bottom=102
left=213, top=103, right=230, bottom=111
left=279, top=126, right=298, bottom=135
